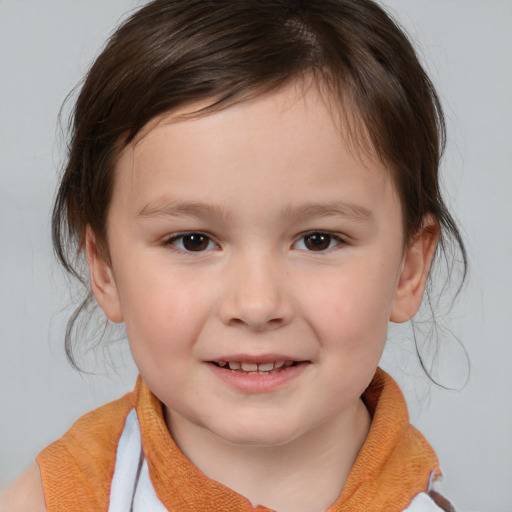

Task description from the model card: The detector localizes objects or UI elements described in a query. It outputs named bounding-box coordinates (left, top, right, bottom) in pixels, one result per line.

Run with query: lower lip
left=207, top=362, right=309, bottom=393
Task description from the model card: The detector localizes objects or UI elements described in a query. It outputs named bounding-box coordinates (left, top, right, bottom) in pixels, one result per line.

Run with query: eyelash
left=164, top=231, right=346, bottom=254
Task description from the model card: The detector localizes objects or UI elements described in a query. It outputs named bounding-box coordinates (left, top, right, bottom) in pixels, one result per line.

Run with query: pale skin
left=1, top=80, right=438, bottom=512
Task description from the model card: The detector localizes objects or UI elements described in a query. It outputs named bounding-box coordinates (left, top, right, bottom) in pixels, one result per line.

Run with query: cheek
left=115, top=262, right=212, bottom=359
left=296, top=258, right=400, bottom=350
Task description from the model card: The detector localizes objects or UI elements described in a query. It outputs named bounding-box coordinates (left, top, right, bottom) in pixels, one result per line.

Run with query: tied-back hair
left=52, top=0, right=467, bottom=373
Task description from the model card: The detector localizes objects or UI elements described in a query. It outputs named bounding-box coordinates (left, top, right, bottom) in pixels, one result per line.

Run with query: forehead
left=112, top=80, right=399, bottom=225
left=130, top=78, right=376, bottom=163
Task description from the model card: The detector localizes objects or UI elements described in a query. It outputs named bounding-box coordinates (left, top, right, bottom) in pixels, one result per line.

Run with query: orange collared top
left=36, top=368, right=444, bottom=512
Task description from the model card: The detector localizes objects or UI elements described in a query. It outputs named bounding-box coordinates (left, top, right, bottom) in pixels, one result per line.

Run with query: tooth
left=257, top=362, right=274, bottom=372
left=284, top=360, right=293, bottom=367
left=241, top=362, right=258, bottom=372
left=218, top=361, right=227, bottom=367
left=274, top=361, right=285, bottom=369
left=228, top=362, right=241, bottom=370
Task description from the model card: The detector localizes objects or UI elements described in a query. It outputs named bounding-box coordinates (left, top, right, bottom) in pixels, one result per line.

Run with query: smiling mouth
left=210, top=360, right=301, bottom=375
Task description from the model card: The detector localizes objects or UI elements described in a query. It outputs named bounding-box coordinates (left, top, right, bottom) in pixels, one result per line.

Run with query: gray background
left=1, top=1, right=511, bottom=511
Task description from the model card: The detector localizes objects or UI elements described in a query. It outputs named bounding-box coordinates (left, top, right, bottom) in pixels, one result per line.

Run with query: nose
left=217, top=252, right=294, bottom=331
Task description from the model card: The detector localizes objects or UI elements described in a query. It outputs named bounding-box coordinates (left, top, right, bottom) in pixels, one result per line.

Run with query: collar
left=135, top=368, right=440, bottom=512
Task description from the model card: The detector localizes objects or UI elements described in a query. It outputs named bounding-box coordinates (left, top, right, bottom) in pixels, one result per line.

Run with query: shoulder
left=36, top=389, right=137, bottom=511
left=0, top=463, right=47, bottom=512
left=40, top=388, right=137, bottom=457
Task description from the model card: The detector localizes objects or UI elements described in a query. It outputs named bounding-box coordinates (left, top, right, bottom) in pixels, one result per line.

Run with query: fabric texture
left=36, top=368, right=453, bottom=512
left=108, top=409, right=166, bottom=511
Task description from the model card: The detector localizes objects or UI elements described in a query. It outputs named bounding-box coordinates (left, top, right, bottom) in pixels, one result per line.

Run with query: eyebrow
left=137, top=199, right=374, bottom=223
left=137, top=200, right=230, bottom=220
left=280, top=202, right=374, bottom=223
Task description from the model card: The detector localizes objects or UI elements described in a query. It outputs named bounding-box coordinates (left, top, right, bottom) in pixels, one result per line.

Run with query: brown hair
left=52, top=0, right=467, bottom=370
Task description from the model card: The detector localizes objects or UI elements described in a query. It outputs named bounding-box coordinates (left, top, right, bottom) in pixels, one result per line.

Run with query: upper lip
left=209, top=354, right=307, bottom=364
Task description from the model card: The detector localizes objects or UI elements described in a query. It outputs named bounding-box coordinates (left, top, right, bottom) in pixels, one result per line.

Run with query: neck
left=167, top=399, right=371, bottom=512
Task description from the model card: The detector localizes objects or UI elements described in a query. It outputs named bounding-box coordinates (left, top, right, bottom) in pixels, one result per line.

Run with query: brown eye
left=304, top=232, right=332, bottom=251
left=182, top=234, right=209, bottom=251
left=295, top=232, right=343, bottom=252
left=169, top=233, right=216, bottom=252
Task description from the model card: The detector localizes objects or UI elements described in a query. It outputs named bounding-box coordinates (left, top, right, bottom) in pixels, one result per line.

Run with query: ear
left=85, top=226, right=124, bottom=323
left=390, top=217, right=439, bottom=323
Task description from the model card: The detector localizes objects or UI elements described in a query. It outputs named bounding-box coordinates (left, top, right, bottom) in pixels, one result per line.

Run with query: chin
left=210, top=417, right=306, bottom=448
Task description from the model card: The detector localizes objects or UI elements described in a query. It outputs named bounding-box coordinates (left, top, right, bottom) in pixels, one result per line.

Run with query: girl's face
left=88, top=80, right=434, bottom=448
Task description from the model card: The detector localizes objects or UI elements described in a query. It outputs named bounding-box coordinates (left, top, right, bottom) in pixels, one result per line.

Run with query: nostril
left=227, top=316, right=287, bottom=331
left=217, top=277, right=294, bottom=330
left=268, top=317, right=285, bottom=327
left=228, top=318, right=246, bottom=327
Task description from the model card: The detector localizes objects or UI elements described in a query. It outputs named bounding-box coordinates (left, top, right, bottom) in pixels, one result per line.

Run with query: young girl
left=1, top=0, right=466, bottom=510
